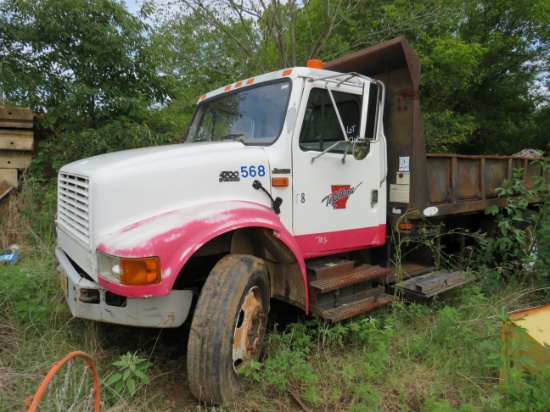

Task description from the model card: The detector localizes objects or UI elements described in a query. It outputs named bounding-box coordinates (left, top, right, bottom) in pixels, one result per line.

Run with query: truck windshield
left=184, top=79, right=291, bottom=145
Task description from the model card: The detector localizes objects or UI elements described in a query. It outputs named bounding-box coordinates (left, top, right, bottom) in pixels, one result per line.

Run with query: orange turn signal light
left=120, top=257, right=161, bottom=286
left=399, top=223, right=413, bottom=230
left=272, top=177, right=289, bottom=187
left=307, top=59, right=323, bottom=69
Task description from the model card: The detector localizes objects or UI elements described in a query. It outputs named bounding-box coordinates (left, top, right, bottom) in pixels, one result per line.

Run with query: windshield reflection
left=185, top=80, right=291, bottom=145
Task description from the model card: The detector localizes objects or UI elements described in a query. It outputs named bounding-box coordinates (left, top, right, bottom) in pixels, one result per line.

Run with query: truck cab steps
left=306, top=257, right=396, bottom=322
left=310, top=264, right=392, bottom=293
left=310, top=293, right=397, bottom=323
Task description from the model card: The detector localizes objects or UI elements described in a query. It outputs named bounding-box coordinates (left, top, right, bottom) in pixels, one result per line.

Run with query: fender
left=96, top=201, right=308, bottom=305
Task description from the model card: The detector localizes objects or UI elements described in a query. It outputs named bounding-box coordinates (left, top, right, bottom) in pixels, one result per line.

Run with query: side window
left=299, top=88, right=361, bottom=153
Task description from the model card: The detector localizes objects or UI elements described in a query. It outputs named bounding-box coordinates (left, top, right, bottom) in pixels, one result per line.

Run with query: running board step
left=311, top=293, right=397, bottom=323
left=394, top=270, right=468, bottom=298
left=309, top=264, right=391, bottom=293
left=385, top=263, right=438, bottom=284
left=306, top=257, right=354, bottom=279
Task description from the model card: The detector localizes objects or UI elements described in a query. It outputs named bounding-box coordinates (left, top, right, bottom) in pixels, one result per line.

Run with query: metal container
left=501, top=304, right=550, bottom=383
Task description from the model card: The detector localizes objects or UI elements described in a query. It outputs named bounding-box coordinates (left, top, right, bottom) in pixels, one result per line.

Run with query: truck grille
left=58, top=173, right=90, bottom=245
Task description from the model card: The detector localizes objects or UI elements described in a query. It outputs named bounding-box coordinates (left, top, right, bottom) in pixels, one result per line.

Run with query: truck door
left=292, top=79, right=387, bottom=255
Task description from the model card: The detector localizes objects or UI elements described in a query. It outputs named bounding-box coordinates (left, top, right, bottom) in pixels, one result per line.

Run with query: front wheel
left=187, top=254, right=270, bottom=404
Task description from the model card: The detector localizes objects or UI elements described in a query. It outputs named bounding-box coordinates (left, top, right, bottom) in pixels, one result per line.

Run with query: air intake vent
left=58, top=173, right=90, bottom=245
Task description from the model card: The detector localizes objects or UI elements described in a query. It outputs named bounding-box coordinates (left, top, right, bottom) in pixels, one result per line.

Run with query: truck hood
left=62, top=142, right=244, bottom=176
left=58, top=142, right=273, bottom=243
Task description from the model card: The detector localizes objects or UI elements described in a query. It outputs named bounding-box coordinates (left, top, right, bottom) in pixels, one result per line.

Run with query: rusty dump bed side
left=325, top=37, right=547, bottom=221
left=425, top=154, right=547, bottom=217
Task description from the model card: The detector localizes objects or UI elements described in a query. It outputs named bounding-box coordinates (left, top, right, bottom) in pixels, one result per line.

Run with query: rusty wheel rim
left=232, top=286, right=265, bottom=372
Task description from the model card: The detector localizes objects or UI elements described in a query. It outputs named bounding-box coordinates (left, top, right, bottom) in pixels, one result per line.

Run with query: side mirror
left=352, top=139, right=370, bottom=160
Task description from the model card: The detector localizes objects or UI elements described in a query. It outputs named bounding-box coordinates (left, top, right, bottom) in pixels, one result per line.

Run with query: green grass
left=0, top=255, right=176, bottom=411
left=234, top=280, right=550, bottom=412
left=4, top=254, right=546, bottom=411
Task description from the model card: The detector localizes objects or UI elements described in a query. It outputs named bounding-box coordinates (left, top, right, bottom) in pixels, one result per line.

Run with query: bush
left=481, top=159, right=550, bottom=280
left=38, top=103, right=187, bottom=173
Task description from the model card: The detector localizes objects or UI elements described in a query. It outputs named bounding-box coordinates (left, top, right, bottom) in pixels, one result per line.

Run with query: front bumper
left=56, top=247, right=193, bottom=327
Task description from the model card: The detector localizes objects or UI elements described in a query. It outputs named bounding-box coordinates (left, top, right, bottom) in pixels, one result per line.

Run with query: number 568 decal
left=240, top=165, right=266, bottom=178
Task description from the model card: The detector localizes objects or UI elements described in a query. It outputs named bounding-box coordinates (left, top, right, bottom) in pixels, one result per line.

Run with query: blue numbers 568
left=240, top=165, right=265, bottom=178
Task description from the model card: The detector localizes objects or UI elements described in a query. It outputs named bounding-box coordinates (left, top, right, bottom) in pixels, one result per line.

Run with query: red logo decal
left=322, top=182, right=363, bottom=209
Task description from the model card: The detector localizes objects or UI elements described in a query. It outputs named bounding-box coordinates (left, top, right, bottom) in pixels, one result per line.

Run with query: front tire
left=187, top=254, right=270, bottom=404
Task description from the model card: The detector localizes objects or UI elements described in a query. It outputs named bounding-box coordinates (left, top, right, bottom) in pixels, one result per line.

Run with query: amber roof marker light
left=307, top=59, right=323, bottom=69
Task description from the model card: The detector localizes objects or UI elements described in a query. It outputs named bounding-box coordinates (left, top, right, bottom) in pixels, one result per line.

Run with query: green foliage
left=0, top=179, right=60, bottom=329
left=481, top=160, right=550, bottom=279
left=439, top=0, right=549, bottom=154
left=484, top=308, right=536, bottom=372
left=239, top=359, right=262, bottom=381
left=1, top=0, right=184, bottom=174
left=43, top=104, right=184, bottom=170
left=537, top=219, right=550, bottom=273
left=0, top=259, right=60, bottom=327
left=240, top=284, right=538, bottom=411
left=257, top=320, right=321, bottom=401
left=245, top=315, right=396, bottom=409
left=423, top=110, right=478, bottom=154
left=106, top=352, right=152, bottom=397
left=0, top=0, right=177, bottom=121
left=18, top=178, right=57, bottom=241
left=531, top=107, right=550, bottom=152
left=419, top=35, right=485, bottom=152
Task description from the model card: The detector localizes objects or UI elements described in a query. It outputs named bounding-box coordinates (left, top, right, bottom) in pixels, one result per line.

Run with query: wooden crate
left=0, top=107, right=33, bottom=129
left=0, top=106, right=34, bottom=199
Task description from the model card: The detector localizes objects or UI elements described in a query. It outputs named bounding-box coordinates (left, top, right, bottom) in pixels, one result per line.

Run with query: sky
left=124, top=0, right=142, bottom=15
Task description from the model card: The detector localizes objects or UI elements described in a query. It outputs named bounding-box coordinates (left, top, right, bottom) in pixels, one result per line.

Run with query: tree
left=0, top=0, right=177, bottom=128
left=0, top=0, right=185, bottom=171
left=417, top=0, right=550, bottom=154
left=157, top=0, right=362, bottom=80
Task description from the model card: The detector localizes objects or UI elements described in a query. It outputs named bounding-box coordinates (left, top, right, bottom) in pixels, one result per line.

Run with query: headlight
left=97, top=251, right=161, bottom=286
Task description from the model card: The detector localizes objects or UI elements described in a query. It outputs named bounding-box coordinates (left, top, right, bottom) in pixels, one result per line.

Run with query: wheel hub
left=232, top=286, right=265, bottom=372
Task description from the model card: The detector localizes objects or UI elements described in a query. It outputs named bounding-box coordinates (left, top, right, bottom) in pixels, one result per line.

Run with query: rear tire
left=187, top=254, right=269, bottom=404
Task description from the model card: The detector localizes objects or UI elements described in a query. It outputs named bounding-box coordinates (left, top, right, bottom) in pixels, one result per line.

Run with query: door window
left=299, top=88, right=361, bottom=153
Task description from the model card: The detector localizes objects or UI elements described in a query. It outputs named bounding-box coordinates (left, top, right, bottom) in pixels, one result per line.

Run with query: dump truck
left=55, top=37, right=546, bottom=403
